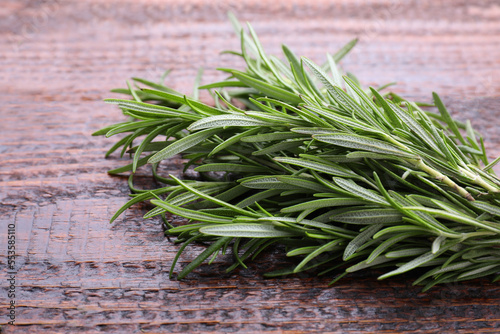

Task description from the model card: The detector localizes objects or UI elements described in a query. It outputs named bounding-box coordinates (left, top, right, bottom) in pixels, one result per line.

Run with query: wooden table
left=1, top=0, right=500, bottom=332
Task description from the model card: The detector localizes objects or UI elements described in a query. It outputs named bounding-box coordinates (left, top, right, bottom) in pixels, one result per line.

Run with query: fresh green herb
left=94, top=15, right=500, bottom=290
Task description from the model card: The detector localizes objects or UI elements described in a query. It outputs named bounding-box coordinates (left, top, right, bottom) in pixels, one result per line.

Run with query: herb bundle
left=94, top=15, right=500, bottom=290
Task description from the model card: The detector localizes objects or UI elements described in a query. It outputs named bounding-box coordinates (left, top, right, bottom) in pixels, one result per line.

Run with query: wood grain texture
left=1, top=0, right=500, bottom=332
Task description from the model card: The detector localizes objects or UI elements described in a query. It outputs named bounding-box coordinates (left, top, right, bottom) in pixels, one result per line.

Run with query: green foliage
left=95, top=15, right=500, bottom=289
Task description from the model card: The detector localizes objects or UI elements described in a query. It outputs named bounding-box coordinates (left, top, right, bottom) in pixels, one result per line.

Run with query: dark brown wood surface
left=1, top=0, right=500, bottom=333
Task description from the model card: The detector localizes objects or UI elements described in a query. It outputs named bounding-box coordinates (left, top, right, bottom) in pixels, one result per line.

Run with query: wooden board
left=1, top=0, right=500, bottom=332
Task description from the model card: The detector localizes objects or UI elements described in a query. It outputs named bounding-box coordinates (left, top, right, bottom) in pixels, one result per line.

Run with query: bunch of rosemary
left=94, top=16, right=500, bottom=290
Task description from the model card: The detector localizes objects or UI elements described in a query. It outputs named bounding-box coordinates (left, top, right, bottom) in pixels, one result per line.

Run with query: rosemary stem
left=411, top=158, right=475, bottom=201
left=384, top=134, right=411, bottom=151
left=459, top=167, right=500, bottom=193
left=463, top=231, right=497, bottom=239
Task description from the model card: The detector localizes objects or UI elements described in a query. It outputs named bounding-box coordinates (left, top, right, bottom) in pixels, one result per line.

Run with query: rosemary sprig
left=94, top=16, right=500, bottom=289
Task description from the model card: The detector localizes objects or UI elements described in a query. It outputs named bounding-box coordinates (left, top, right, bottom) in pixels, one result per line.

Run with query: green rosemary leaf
left=385, top=247, right=428, bottom=258
left=413, top=261, right=473, bottom=286
left=457, top=264, right=500, bottom=280
left=244, top=110, right=307, bottom=126
left=110, top=88, right=163, bottom=101
left=247, top=23, right=289, bottom=88
left=287, top=246, right=317, bottom=256
left=93, top=122, right=130, bottom=136
left=200, top=223, right=299, bottom=238
left=105, top=99, right=198, bottom=119
left=270, top=56, right=295, bottom=82
left=128, top=141, right=173, bottom=153
left=213, top=90, right=245, bottom=113
left=391, top=103, right=442, bottom=153
left=260, top=217, right=354, bottom=237
left=281, top=198, right=368, bottom=213
left=471, top=201, right=500, bottom=217
left=104, top=119, right=166, bottom=137
left=241, top=131, right=303, bottom=143
left=170, top=235, right=201, bottom=279
left=240, top=176, right=301, bottom=190
left=431, top=235, right=446, bottom=254
left=168, top=223, right=215, bottom=235
left=331, top=38, right=358, bottom=63
left=483, top=155, right=500, bottom=172
left=303, top=105, right=379, bottom=134
left=148, top=128, right=219, bottom=163
left=389, top=192, right=459, bottom=235
left=343, top=224, right=384, bottom=261
left=302, top=57, right=338, bottom=98
left=345, top=151, right=401, bottom=160
left=342, top=76, right=379, bottom=114
left=108, top=154, right=153, bottom=175
left=332, top=178, right=389, bottom=205
left=104, top=133, right=133, bottom=158
left=192, top=68, right=204, bottom=101
left=275, top=175, right=331, bottom=193
left=143, top=206, right=167, bottom=219
left=369, top=88, right=402, bottom=128
left=282, top=45, right=322, bottom=99
left=132, top=124, right=172, bottom=172
left=199, top=81, right=247, bottom=89
left=252, top=138, right=305, bottom=156
left=373, top=225, right=432, bottom=239
left=403, top=206, right=500, bottom=234
left=326, top=53, right=342, bottom=87
left=291, top=127, right=338, bottom=136
left=142, top=88, right=223, bottom=116
left=171, top=175, right=262, bottom=218
left=313, top=133, right=418, bottom=159
left=127, top=80, right=142, bottom=102
left=208, top=128, right=260, bottom=157
left=332, top=86, right=384, bottom=129
left=346, top=255, right=394, bottom=273
left=151, top=200, right=232, bottom=224
left=169, top=184, right=231, bottom=207
left=433, top=92, right=466, bottom=145
left=221, top=69, right=302, bottom=104
left=331, top=208, right=403, bottom=225
left=294, top=239, right=343, bottom=272
left=188, top=114, right=277, bottom=131
left=194, top=163, right=269, bottom=173
left=109, top=188, right=171, bottom=223
left=366, top=231, right=427, bottom=264
left=177, top=237, right=232, bottom=279
left=132, top=76, right=179, bottom=94
left=378, top=239, right=462, bottom=279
